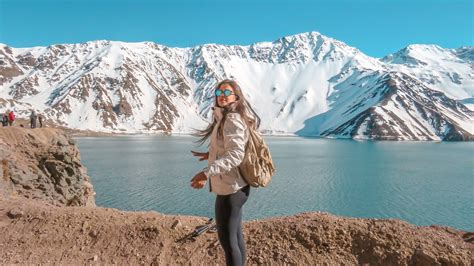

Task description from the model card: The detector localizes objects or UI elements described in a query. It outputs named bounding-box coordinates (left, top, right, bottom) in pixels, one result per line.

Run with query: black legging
left=215, top=185, right=250, bottom=266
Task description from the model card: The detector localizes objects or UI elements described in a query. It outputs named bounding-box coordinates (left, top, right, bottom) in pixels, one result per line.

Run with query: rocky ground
left=1, top=197, right=472, bottom=265
left=0, top=127, right=472, bottom=265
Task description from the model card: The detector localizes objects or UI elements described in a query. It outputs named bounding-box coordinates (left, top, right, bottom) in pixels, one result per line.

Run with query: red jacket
left=8, top=111, right=15, bottom=121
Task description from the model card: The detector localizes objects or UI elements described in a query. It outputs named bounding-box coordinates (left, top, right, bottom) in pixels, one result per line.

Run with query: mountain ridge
left=0, top=32, right=472, bottom=140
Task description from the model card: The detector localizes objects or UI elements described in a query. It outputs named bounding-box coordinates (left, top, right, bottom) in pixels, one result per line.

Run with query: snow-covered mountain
left=0, top=32, right=472, bottom=140
left=382, top=44, right=474, bottom=105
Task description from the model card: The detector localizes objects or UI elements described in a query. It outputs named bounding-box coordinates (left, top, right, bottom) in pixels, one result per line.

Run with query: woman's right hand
left=190, top=171, right=207, bottom=189
left=191, top=150, right=209, bottom=161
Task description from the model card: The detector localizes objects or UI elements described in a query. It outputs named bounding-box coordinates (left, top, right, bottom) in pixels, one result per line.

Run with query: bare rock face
left=0, top=127, right=95, bottom=206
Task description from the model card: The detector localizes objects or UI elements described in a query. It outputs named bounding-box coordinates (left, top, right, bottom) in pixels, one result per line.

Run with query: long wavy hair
left=194, top=79, right=260, bottom=145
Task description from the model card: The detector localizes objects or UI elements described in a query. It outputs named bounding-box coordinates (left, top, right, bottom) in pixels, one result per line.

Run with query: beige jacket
left=203, top=105, right=249, bottom=195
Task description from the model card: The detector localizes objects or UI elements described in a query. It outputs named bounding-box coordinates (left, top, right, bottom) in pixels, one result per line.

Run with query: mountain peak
left=405, top=44, right=444, bottom=51
left=381, top=43, right=454, bottom=66
left=272, top=31, right=336, bottom=45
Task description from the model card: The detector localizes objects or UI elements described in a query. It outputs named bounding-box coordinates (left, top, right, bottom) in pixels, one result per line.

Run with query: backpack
left=8, top=112, right=15, bottom=121
left=238, top=128, right=276, bottom=187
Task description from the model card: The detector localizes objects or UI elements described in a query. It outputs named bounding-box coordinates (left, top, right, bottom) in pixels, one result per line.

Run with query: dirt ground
left=1, top=197, right=472, bottom=265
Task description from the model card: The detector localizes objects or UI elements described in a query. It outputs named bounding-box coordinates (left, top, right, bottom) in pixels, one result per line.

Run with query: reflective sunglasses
left=215, top=89, right=235, bottom=97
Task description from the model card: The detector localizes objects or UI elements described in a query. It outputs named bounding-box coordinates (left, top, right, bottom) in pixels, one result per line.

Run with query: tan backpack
left=238, top=128, right=276, bottom=187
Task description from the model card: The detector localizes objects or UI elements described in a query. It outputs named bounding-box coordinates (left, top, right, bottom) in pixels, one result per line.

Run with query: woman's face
left=216, top=84, right=238, bottom=107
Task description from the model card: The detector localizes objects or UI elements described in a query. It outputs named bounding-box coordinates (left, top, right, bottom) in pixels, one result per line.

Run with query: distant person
left=2, top=113, right=8, bottom=127
left=191, top=80, right=261, bottom=266
left=30, top=110, right=37, bottom=129
left=38, top=113, right=44, bottom=128
left=7, top=111, right=15, bottom=126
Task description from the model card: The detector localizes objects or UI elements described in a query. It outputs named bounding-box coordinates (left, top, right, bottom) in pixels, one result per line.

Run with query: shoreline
left=3, top=122, right=470, bottom=141
left=69, top=130, right=464, bottom=143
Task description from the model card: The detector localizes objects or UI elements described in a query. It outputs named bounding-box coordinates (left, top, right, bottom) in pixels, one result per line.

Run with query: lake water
left=75, top=135, right=474, bottom=232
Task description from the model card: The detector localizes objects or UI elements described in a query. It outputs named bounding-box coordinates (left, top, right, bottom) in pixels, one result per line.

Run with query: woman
left=191, top=79, right=260, bottom=266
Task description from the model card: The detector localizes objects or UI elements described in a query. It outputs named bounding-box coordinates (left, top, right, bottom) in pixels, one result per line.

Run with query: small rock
left=171, top=219, right=181, bottom=229
left=89, top=230, right=98, bottom=238
left=7, top=208, right=24, bottom=219
left=81, top=221, right=88, bottom=233
left=92, top=255, right=98, bottom=261
left=413, top=248, right=437, bottom=265
left=22, top=184, right=33, bottom=190
left=211, top=240, right=220, bottom=248
left=57, top=138, right=69, bottom=147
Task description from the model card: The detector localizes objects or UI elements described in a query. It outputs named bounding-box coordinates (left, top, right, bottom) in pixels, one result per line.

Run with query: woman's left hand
left=190, top=171, right=207, bottom=189
left=191, top=151, right=209, bottom=161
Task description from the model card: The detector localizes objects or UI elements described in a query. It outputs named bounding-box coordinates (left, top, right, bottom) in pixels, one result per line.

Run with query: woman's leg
left=215, top=186, right=250, bottom=266
left=215, top=196, right=242, bottom=266
left=236, top=214, right=246, bottom=265
left=236, top=185, right=249, bottom=264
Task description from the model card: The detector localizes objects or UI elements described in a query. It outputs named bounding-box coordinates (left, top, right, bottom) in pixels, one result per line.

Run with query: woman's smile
left=218, top=97, right=228, bottom=105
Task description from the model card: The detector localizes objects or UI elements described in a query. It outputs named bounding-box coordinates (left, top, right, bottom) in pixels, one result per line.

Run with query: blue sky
left=0, top=0, right=472, bottom=57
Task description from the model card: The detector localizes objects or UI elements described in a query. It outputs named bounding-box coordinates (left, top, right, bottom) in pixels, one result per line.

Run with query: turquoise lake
left=76, top=136, right=474, bottom=231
